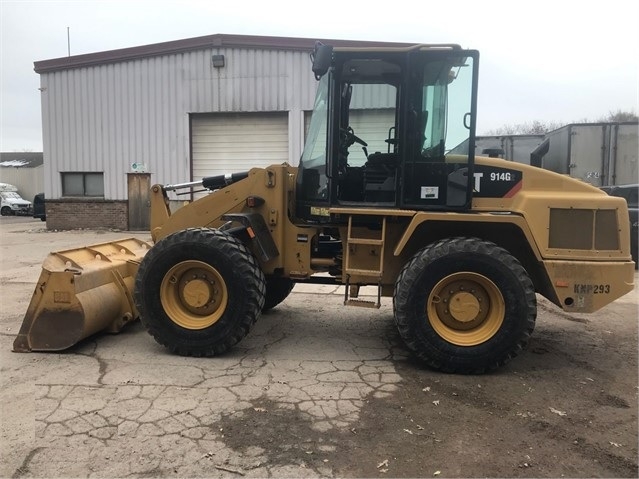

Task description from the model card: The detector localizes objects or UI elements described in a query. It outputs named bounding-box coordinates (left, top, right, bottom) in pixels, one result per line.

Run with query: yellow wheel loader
left=14, top=43, right=635, bottom=373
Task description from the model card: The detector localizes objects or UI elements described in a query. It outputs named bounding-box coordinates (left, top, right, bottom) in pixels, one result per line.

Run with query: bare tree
left=485, top=110, right=637, bottom=136
left=597, top=110, right=638, bottom=122
left=485, top=120, right=563, bottom=136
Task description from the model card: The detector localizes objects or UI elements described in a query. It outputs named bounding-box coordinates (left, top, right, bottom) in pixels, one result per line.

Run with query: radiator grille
left=594, top=209, right=619, bottom=250
left=549, top=208, right=619, bottom=251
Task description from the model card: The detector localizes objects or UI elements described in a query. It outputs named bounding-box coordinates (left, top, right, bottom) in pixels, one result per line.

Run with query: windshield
left=298, top=74, right=330, bottom=203
left=1, top=192, right=21, bottom=200
left=301, top=75, right=329, bottom=168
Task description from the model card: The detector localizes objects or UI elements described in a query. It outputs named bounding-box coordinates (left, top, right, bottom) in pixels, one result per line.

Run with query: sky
left=1, top=0, right=638, bottom=151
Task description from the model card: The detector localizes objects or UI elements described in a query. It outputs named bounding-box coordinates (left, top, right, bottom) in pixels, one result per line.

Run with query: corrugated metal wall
left=40, top=47, right=319, bottom=200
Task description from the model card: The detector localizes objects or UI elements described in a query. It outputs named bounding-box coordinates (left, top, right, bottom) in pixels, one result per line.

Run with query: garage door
left=348, top=109, right=397, bottom=165
left=191, top=112, right=289, bottom=184
left=304, top=108, right=396, bottom=166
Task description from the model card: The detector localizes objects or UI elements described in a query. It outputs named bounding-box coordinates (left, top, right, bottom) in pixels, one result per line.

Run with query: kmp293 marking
left=574, top=284, right=611, bottom=294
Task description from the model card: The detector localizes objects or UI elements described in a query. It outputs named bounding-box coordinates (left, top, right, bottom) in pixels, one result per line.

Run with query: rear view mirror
left=311, top=42, right=333, bottom=80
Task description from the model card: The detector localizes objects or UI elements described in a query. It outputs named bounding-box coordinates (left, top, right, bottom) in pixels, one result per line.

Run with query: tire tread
left=393, top=237, right=536, bottom=374
left=134, top=228, right=266, bottom=357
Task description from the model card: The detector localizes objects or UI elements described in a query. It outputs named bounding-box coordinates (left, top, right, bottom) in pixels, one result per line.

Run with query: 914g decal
left=473, top=166, right=523, bottom=198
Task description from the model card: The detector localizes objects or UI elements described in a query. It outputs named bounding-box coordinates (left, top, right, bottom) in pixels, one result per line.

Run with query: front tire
left=393, top=237, right=536, bottom=374
left=134, top=228, right=266, bottom=356
left=1, top=206, right=12, bottom=216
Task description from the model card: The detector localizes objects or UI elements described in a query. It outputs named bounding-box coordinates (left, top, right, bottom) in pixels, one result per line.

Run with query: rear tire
left=393, top=237, right=536, bottom=374
left=262, top=277, right=294, bottom=312
left=134, top=228, right=265, bottom=356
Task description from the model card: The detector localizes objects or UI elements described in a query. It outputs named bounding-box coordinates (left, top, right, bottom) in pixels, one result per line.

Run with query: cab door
left=400, top=49, right=479, bottom=210
left=328, top=52, right=405, bottom=207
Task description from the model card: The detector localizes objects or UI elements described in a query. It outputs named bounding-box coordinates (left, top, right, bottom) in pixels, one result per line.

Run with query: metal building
left=35, top=34, right=407, bottom=230
left=0, top=152, right=44, bottom=204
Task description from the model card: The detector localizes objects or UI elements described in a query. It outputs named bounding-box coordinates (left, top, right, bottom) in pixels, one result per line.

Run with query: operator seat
left=363, top=152, right=399, bottom=202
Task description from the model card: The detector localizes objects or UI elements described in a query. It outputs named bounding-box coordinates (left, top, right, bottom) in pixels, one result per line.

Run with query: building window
left=61, top=172, right=104, bottom=197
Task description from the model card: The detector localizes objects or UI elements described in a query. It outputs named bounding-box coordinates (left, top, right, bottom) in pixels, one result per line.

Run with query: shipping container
left=542, top=123, right=638, bottom=186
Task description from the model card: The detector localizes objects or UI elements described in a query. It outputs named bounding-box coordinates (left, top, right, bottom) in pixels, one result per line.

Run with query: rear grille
left=594, top=210, right=619, bottom=250
left=549, top=208, right=619, bottom=251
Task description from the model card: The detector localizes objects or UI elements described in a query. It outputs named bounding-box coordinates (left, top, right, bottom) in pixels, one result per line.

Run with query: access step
left=344, top=299, right=380, bottom=309
left=343, top=281, right=382, bottom=309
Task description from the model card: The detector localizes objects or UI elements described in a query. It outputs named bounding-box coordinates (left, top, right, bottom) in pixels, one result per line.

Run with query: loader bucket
left=13, top=238, right=151, bottom=352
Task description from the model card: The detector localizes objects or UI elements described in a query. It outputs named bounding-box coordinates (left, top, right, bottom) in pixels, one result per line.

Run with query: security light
left=212, top=55, right=225, bottom=68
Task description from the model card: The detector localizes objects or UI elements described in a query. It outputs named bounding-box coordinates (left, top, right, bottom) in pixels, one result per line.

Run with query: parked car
left=0, top=183, right=32, bottom=216
left=600, top=184, right=638, bottom=267
left=33, top=193, right=46, bottom=221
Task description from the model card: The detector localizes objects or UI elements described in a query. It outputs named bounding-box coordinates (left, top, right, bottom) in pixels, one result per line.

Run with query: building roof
left=0, top=152, right=44, bottom=168
left=34, top=33, right=414, bottom=74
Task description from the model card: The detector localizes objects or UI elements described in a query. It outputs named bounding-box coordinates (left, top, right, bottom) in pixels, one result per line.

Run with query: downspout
left=600, top=124, right=608, bottom=186
left=567, top=125, right=573, bottom=175
left=611, top=123, right=619, bottom=186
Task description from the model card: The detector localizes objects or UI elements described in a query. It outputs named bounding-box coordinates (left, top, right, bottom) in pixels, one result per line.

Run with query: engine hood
left=472, top=155, right=606, bottom=197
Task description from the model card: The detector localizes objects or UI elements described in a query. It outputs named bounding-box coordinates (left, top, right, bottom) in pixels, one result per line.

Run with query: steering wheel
left=340, top=126, right=367, bottom=147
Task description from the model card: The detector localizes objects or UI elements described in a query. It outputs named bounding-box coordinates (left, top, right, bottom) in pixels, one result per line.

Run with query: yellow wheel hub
left=160, top=260, right=228, bottom=330
left=427, top=272, right=505, bottom=346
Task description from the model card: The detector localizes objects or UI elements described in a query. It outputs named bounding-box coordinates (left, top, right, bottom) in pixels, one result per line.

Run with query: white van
left=0, top=183, right=32, bottom=216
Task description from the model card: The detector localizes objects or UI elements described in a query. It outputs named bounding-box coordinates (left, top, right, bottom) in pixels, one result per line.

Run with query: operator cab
left=296, top=43, right=479, bottom=222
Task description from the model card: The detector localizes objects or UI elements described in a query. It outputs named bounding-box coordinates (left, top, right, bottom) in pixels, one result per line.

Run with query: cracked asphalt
left=1, top=217, right=637, bottom=478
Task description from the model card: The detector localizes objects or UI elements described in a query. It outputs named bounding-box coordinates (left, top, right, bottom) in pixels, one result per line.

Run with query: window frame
left=61, top=172, right=105, bottom=197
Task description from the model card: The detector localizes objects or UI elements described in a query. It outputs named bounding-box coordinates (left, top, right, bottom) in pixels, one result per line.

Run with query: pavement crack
left=11, top=447, right=45, bottom=478
left=75, top=346, right=108, bottom=384
left=257, top=324, right=288, bottom=353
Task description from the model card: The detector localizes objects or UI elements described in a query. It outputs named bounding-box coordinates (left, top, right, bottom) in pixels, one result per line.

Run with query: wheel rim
left=160, top=260, right=228, bottom=330
left=427, top=272, right=505, bottom=346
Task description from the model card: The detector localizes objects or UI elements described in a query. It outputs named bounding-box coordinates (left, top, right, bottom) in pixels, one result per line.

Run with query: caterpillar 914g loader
left=14, top=42, right=635, bottom=373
